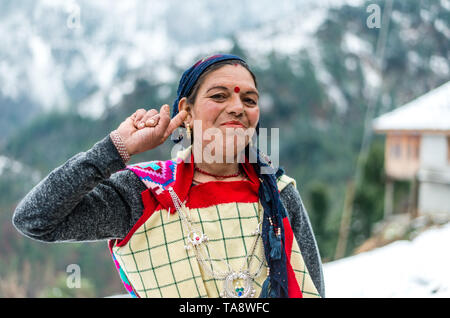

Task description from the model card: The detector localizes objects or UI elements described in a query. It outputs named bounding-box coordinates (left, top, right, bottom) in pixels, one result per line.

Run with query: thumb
left=164, top=110, right=188, bottom=140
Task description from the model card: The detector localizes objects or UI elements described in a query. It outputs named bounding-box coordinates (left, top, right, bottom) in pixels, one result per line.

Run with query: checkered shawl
left=108, top=147, right=320, bottom=298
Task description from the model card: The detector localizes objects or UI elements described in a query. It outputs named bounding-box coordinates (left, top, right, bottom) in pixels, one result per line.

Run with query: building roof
left=373, top=81, right=450, bottom=132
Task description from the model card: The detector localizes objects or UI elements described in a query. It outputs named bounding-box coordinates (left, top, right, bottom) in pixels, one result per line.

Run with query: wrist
left=109, top=130, right=131, bottom=164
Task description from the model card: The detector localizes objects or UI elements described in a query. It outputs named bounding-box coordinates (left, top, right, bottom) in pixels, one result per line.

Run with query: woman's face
left=180, top=64, right=260, bottom=162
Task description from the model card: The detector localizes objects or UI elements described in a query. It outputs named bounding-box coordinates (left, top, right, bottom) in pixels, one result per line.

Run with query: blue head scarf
left=171, top=53, right=290, bottom=298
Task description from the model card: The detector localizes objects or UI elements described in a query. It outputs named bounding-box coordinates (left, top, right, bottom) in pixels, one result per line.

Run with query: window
left=407, top=143, right=413, bottom=159
left=390, top=141, right=401, bottom=159
left=408, top=135, right=420, bottom=160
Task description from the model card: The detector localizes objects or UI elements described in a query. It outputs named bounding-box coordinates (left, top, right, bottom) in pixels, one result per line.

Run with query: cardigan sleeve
left=280, top=183, right=326, bottom=298
left=12, top=135, right=147, bottom=243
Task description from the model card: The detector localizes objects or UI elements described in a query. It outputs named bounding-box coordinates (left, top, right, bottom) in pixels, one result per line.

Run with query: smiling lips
left=221, top=121, right=246, bottom=128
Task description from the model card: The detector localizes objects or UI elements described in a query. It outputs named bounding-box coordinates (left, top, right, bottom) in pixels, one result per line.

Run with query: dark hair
left=185, top=59, right=258, bottom=107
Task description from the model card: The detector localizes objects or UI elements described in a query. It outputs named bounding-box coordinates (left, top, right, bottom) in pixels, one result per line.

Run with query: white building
left=372, top=81, right=450, bottom=218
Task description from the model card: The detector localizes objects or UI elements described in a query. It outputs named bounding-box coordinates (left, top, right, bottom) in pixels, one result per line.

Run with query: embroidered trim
left=128, top=160, right=178, bottom=194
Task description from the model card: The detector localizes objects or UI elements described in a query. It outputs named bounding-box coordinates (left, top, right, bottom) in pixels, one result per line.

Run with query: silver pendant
left=184, top=231, right=208, bottom=250
left=220, top=272, right=256, bottom=298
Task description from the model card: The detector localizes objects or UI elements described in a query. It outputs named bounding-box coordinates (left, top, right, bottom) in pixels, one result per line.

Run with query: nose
left=226, top=94, right=245, bottom=116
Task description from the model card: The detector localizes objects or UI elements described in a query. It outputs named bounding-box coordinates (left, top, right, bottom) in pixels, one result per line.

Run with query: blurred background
left=0, top=0, right=449, bottom=298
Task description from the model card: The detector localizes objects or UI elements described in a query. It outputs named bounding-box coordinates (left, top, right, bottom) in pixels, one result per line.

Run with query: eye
left=211, top=93, right=227, bottom=100
left=244, top=98, right=257, bottom=105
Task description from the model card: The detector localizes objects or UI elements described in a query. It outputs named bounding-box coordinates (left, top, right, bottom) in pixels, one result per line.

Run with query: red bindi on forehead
left=234, top=86, right=240, bottom=93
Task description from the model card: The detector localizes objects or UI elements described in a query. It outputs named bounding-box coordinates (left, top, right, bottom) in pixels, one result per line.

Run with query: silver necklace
left=167, top=186, right=266, bottom=298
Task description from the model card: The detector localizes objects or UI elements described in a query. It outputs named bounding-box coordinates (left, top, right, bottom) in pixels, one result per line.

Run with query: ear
left=178, top=97, right=192, bottom=122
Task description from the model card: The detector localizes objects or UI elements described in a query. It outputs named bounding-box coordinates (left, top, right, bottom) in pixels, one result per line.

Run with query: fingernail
left=148, top=119, right=155, bottom=125
left=165, top=105, right=170, bottom=113
left=138, top=122, right=145, bottom=128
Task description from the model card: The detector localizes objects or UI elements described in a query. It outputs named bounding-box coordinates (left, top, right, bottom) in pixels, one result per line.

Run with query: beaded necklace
left=167, top=186, right=266, bottom=298
left=194, top=166, right=241, bottom=179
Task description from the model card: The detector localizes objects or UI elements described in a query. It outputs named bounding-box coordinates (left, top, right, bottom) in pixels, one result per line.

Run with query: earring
left=186, top=123, right=191, bottom=141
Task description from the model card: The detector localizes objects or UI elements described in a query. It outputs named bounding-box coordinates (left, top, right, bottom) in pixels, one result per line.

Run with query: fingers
left=155, top=104, right=171, bottom=135
left=145, top=114, right=160, bottom=127
left=141, top=109, right=160, bottom=128
left=131, top=104, right=186, bottom=142
left=132, top=109, right=147, bottom=128
left=133, top=108, right=159, bottom=129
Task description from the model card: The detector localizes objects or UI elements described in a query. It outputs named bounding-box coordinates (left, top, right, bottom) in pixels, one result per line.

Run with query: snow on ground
left=323, top=222, right=450, bottom=297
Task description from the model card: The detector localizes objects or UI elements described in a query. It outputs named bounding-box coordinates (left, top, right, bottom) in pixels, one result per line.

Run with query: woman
left=13, top=54, right=325, bottom=298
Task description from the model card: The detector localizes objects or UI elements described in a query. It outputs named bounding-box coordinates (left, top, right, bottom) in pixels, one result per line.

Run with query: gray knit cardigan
left=12, top=135, right=325, bottom=298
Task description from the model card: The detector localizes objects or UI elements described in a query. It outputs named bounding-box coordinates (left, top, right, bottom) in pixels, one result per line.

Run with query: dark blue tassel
left=259, top=277, right=271, bottom=298
left=262, top=183, right=271, bottom=202
left=275, top=166, right=285, bottom=179
left=269, top=285, right=278, bottom=298
left=269, top=226, right=282, bottom=260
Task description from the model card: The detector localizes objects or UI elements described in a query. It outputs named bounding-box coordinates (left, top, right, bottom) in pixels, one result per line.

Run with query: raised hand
left=116, top=104, right=188, bottom=156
